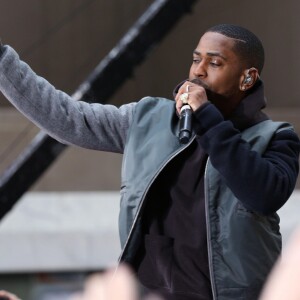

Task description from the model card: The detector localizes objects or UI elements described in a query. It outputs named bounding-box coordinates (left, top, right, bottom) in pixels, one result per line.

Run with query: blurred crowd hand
left=0, top=264, right=163, bottom=300
left=259, top=228, right=300, bottom=300
left=71, top=264, right=163, bottom=300
left=0, top=290, right=21, bottom=300
left=76, top=265, right=138, bottom=300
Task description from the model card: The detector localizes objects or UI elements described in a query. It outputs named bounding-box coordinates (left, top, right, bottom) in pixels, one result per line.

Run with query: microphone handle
left=179, top=105, right=192, bottom=144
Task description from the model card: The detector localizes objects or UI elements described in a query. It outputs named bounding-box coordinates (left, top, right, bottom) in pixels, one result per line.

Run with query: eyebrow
left=193, top=50, right=227, bottom=61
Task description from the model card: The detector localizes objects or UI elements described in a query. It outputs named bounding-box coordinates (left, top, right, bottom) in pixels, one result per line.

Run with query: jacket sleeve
left=0, top=45, right=135, bottom=153
left=195, top=102, right=300, bottom=215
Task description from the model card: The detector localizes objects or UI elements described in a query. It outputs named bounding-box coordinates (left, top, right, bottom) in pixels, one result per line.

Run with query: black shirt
left=137, top=137, right=213, bottom=300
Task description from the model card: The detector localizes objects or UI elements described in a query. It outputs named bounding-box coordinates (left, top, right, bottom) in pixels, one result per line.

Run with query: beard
left=190, top=78, right=226, bottom=104
left=189, top=78, right=236, bottom=117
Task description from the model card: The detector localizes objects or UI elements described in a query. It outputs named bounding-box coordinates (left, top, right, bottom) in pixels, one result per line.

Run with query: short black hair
left=206, top=24, right=265, bottom=74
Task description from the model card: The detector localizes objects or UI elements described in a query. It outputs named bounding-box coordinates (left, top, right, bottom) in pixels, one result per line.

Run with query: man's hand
left=175, top=81, right=208, bottom=115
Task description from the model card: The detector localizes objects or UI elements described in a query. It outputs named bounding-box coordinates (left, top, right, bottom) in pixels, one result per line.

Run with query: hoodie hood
left=172, top=79, right=188, bottom=99
left=229, top=80, right=269, bottom=130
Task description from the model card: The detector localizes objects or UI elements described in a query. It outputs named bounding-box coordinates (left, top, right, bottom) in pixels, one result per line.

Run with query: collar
left=229, top=80, right=269, bottom=130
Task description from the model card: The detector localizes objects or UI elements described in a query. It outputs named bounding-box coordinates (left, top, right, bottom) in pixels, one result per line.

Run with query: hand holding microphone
left=176, top=82, right=208, bottom=144
left=179, top=85, right=192, bottom=144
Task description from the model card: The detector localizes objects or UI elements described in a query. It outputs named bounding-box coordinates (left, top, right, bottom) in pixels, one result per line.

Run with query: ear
left=239, top=68, right=260, bottom=91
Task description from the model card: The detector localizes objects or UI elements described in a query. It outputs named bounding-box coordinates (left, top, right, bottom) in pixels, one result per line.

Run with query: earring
left=243, top=74, right=253, bottom=85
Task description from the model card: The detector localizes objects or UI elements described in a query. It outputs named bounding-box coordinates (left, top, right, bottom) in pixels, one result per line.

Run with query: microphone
left=179, top=104, right=192, bottom=144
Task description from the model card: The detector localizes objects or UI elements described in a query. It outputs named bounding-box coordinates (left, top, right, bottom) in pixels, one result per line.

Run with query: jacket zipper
left=119, top=134, right=197, bottom=262
left=204, top=160, right=217, bottom=300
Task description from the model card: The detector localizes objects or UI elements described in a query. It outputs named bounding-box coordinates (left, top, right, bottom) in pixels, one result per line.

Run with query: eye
left=210, top=59, right=221, bottom=67
left=192, top=57, right=201, bottom=64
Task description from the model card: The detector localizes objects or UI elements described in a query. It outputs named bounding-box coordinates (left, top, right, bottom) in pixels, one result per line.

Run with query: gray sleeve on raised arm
left=0, top=45, right=136, bottom=153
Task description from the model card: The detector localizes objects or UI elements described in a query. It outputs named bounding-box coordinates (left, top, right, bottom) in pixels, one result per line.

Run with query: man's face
left=189, top=31, right=246, bottom=115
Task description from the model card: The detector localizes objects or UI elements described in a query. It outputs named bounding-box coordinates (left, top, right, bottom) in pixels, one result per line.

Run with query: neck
left=208, top=90, right=244, bottom=118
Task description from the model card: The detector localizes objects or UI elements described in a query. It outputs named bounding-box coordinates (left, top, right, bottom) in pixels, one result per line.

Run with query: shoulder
left=137, top=96, right=174, bottom=106
left=271, top=127, right=300, bottom=154
left=263, top=124, right=300, bottom=172
left=134, top=96, right=175, bottom=114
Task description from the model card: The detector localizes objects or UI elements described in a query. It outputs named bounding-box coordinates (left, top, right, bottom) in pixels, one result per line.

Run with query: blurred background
left=0, top=0, right=300, bottom=299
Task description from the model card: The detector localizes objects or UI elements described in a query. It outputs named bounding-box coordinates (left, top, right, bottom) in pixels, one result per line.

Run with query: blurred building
left=1, top=0, right=300, bottom=191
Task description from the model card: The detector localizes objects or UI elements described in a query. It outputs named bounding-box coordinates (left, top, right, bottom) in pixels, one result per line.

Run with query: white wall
left=0, top=190, right=299, bottom=273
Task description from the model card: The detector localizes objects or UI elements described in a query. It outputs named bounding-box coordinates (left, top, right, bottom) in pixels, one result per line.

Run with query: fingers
left=175, top=82, right=191, bottom=114
left=259, top=228, right=300, bottom=300
left=175, top=82, right=208, bottom=114
left=0, top=290, right=21, bottom=300
left=80, top=265, right=138, bottom=300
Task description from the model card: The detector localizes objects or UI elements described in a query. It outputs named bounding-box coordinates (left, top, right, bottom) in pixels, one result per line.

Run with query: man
left=0, top=24, right=299, bottom=300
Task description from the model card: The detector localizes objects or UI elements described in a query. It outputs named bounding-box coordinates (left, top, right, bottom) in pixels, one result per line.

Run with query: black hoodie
left=136, top=81, right=300, bottom=300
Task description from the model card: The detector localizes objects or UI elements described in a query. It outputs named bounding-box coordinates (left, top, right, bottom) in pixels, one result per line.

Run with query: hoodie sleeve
left=0, top=45, right=135, bottom=153
left=194, top=102, right=300, bottom=215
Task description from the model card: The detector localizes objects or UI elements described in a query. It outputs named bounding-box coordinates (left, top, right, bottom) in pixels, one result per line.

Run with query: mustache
left=189, top=78, right=210, bottom=90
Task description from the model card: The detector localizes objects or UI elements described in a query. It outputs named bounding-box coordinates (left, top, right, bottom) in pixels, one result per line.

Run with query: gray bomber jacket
left=119, top=97, right=288, bottom=300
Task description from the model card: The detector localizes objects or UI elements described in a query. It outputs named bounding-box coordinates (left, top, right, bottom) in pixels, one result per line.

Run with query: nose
left=192, top=60, right=207, bottom=78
